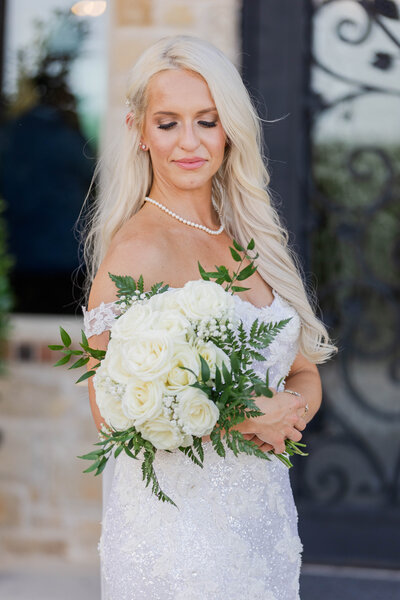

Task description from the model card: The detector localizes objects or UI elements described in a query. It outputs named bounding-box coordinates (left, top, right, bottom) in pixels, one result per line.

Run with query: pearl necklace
left=144, top=196, right=224, bottom=235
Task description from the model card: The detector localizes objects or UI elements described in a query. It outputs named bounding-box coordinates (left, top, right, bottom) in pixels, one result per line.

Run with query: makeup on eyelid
left=158, top=121, right=217, bottom=130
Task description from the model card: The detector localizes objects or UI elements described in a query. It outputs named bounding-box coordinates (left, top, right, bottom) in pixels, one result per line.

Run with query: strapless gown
left=82, top=288, right=303, bottom=600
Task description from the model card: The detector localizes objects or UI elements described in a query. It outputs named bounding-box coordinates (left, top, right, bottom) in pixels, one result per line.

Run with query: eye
left=158, top=122, right=177, bottom=130
left=199, top=121, right=217, bottom=128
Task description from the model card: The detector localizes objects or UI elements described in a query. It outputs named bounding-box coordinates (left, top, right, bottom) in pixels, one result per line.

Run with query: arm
left=85, top=233, right=174, bottom=432
left=86, top=329, right=110, bottom=433
left=282, top=350, right=322, bottom=425
left=248, top=352, right=322, bottom=454
left=202, top=352, right=322, bottom=451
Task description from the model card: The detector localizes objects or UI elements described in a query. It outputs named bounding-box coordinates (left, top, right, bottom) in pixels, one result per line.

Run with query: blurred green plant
left=311, top=141, right=400, bottom=348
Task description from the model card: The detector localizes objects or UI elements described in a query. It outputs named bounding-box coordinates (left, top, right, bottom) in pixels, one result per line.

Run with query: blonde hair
left=77, top=34, right=338, bottom=364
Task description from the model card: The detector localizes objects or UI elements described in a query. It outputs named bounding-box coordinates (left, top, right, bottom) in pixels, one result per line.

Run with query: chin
left=172, top=176, right=209, bottom=189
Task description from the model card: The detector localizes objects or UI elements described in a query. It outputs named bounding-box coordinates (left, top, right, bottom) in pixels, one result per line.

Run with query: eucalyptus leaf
left=60, top=327, right=71, bottom=348
left=53, top=354, right=71, bottom=367
left=199, top=354, right=210, bottom=382
left=76, top=370, right=95, bottom=384
left=232, top=239, right=244, bottom=252
left=68, top=356, right=90, bottom=370
left=230, top=247, right=241, bottom=262
left=237, top=264, right=257, bottom=281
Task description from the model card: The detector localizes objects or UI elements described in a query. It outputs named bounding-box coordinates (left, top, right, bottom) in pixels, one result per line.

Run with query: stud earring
left=141, top=143, right=147, bottom=150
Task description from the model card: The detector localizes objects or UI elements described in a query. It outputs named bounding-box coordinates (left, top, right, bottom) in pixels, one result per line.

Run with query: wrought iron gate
left=242, top=0, right=400, bottom=567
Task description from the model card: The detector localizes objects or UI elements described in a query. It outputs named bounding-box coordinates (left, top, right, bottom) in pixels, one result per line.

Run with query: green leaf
left=198, top=261, right=210, bottom=281
left=108, top=273, right=137, bottom=295
left=230, top=351, right=240, bottom=372
left=83, top=461, right=100, bottom=473
left=248, top=350, right=266, bottom=362
left=210, top=430, right=225, bottom=457
left=114, top=445, right=124, bottom=458
left=192, top=436, right=204, bottom=463
left=75, top=370, right=95, bottom=384
left=231, top=285, right=250, bottom=292
left=221, top=361, right=231, bottom=384
left=68, top=356, right=90, bottom=370
left=96, top=457, right=108, bottom=475
left=214, top=364, right=222, bottom=390
left=124, top=446, right=137, bottom=459
left=78, top=450, right=104, bottom=460
left=53, top=354, right=71, bottom=367
left=229, top=247, right=241, bottom=262
left=60, top=327, right=71, bottom=347
left=48, top=344, right=63, bottom=351
left=81, top=330, right=89, bottom=348
left=237, top=264, right=257, bottom=281
left=137, top=274, right=144, bottom=293
left=232, top=239, right=244, bottom=253
left=89, top=348, right=106, bottom=360
left=199, top=354, right=210, bottom=382
left=247, top=238, right=255, bottom=251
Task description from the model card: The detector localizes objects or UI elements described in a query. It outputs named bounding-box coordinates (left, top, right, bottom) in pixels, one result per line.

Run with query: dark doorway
left=241, top=0, right=400, bottom=568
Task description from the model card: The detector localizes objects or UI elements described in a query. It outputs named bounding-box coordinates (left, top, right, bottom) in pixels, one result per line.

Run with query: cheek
left=209, top=132, right=227, bottom=158
left=149, top=134, right=173, bottom=156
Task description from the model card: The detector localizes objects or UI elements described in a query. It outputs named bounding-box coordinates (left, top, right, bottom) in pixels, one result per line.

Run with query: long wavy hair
left=77, top=34, right=338, bottom=364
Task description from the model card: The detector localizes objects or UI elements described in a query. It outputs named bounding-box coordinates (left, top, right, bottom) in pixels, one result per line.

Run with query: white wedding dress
left=82, top=287, right=303, bottom=600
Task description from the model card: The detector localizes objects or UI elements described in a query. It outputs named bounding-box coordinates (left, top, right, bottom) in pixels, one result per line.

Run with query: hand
left=241, top=432, right=273, bottom=453
left=250, top=388, right=308, bottom=454
left=201, top=431, right=273, bottom=451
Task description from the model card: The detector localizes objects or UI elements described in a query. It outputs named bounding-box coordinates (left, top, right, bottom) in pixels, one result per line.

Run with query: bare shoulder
left=87, top=219, right=174, bottom=311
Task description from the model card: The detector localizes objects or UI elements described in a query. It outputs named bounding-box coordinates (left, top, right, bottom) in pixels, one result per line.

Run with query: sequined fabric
left=82, top=288, right=303, bottom=599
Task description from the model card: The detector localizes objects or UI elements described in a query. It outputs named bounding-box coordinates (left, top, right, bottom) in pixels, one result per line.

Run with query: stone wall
left=105, top=0, right=242, bottom=145
left=0, top=0, right=242, bottom=567
left=0, top=314, right=101, bottom=566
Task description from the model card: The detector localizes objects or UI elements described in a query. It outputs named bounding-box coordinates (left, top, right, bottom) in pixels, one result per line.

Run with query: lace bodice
left=81, top=287, right=301, bottom=392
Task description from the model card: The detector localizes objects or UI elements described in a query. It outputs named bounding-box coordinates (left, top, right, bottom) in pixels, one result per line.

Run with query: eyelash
left=157, top=121, right=217, bottom=130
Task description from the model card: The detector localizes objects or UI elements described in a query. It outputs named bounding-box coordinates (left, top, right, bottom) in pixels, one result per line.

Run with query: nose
left=179, top=121, right=200, bottom=151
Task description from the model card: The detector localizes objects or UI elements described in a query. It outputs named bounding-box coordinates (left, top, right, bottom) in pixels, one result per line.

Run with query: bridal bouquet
left=50, top=239, right=307, bottom=507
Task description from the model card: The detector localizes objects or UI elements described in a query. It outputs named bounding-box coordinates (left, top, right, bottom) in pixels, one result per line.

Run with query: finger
left=260, top=443, right=274, bottom=452
left=272, top=443, right=286, bottom=455
left=294, top=417, right=307, bottom=431
left=250, top=436, right=265, bottom=446
left=241, top=433, right=256, bottom=440
left=287, top=428, right=302, bottom=443
left=295, top=395, right=308, bottom=410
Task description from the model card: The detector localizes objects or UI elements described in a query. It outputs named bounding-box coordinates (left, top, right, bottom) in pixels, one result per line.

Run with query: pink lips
left=174, top=157, right=207, bottom=170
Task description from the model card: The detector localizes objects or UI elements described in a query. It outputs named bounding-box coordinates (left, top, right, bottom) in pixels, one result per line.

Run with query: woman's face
left=141, top=69, right=228, bottom=193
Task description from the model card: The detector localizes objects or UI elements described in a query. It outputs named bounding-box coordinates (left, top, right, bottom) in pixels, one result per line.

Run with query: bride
left=80, top=34, right=337, bottom=599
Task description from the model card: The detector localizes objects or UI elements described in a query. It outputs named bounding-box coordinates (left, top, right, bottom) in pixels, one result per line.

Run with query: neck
left=146, top=182, right=219, bottom=228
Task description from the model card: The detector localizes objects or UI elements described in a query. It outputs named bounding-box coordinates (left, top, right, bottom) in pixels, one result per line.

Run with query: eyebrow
left=153, top=106, right=218, bottom=117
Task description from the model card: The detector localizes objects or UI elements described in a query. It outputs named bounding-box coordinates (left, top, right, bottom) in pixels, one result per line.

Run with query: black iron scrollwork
left=302, top=0, right=400, bottom=506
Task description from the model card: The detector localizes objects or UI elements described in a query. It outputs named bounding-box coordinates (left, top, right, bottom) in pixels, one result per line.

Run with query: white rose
left=122, top=378, right=164, bottom=425
left=93, top=365, right=134, bottom=431
left=151, top=308, right=192, bottom=340
left=195, top=340, right=231, bottom=380
left=107, top=332, right=174, bottom=383
left=111, top=303, right=156, bottom=341
left=148, top=289, right=183, bottom=312
left=165, top=343, right=200, bottom=392
left=177, top=280, right=235, bottom=321
left=175, top=387, right=219, bottom=437
left=137, top=412, right=192, bottom=450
